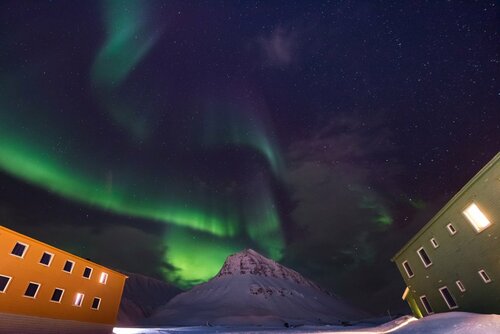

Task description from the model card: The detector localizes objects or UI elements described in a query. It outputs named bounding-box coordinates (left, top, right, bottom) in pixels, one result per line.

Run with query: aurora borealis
left=0, top=1, right=498, bottom=313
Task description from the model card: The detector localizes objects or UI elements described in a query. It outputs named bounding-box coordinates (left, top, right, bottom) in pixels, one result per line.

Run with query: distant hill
left=147, top=249, right=368, bottom=326
left=117, top=272, right=182, bottom=325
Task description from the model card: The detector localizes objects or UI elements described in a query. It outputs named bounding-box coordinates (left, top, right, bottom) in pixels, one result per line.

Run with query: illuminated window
left=11, top=242, right=28, bottom=258
left=91, top=297, right=101, bottom=310
left=439, top=286, right=458, bottom=309
left=419, top=295, right=434, bottom=315
left=456, top=280, right=466, bottom=292
left=63, top=260, right=74, bottom=273
left=0, top=275, right=12, bottom=293
left=478, top=269, right=491, bottom=283
left=74, top=293, right=84, bottom=307
left=51, top=288, right=64, bottom=303
left=39, top=252, right=54, bottom=266
left=24, top=282, right=41, bottom=298
left=402, top=260, right=414, bottom=278
left=417, top=247, right=432, bottom=268
left=99, top=272, right=108, bottom=284
left=83, top=267, right=93, bottom=279
left=446, top=223, right=457, bottom=235
left=463, top=203, right=492, bottom=233
left=430, top=238, right=439, bottom=248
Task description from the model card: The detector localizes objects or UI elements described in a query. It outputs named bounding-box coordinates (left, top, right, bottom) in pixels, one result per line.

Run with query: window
left=99, top=272, right=108, bottom=284
left=39, top=252, right=54, bottom=266
left=63, top=260, right=74, bottom=273
left=419, top=295, right=434, bottom=315
left=430, top=238, right=439, bottom=248
left=0, top=275, right=12, bottom=293
left=24, top=282, right=41, bottom=298
left=439, top=286, right=458, bottom=309
left=83, top=267, right=93, bottom=279
left=402, top=260, right=414, bottom=278
left=417, top=247, right=432, bottom=267
left=74, top=293, right=84, bottom=307
left=463, top=203, right=492, bottom=233
left=11, top=242, right=28, bottom=258
left=91, top=297, right=101, bottom=310
left=456, top=280, right=466, bottom=292
left=478, top=269, right=492, bottom=283
left=446, top=223, right=457, bottom=235
left=51, top=288, right=64, bottom=303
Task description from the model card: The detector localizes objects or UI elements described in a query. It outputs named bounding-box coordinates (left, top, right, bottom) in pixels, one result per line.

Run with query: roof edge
left=391, top=151, right=500, bottom=262
left=0, top=225, right=128, bottom=278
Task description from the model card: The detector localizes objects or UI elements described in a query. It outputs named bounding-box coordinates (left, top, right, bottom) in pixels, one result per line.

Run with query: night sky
left=0, top=1, right=498, bottom=314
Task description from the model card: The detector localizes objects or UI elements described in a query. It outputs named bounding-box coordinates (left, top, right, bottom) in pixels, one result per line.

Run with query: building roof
left=0, top=225, right=128, bottom=278
left=391, top=151, right=500, bottom=262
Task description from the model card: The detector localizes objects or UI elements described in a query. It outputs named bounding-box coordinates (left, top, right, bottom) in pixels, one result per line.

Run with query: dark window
left=51, top=288, right=64, bottom=302
left=24, top=282, right=40, bottom=298
left=83, top=267, right=92, bottom=279
left=447, top=223, right=457, bottom=235
left=91, top=297, right=101, bottom=310
left=420, top=296, right=433, bottom=314
left=417, top=247, right=432, bottom=267
left=11, top=242, right=27, bottom=257
left=479, top=270, right=491, bottom=283
left=439, top=287, right=458, bottom=309
left=63, top=260, right=74, bottom=273
left=430, top=238, right=439, bottom=248
left=40, top=252, right=52, bottom=266
left=402, top=261, right=414, bottom=277
left=0, top=275, right=11, bottom=292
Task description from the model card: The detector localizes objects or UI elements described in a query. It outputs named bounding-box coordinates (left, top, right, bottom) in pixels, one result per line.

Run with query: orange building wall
left=0, top=226, right=127, bottom=325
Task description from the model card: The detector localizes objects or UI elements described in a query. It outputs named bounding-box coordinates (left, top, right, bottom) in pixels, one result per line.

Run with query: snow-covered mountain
left=117, top=272, right=182, bottom=325
left=147, top=249, right=367, bottom=326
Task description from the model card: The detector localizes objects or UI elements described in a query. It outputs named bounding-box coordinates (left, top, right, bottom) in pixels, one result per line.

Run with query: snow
left=114, top=312, right=500, bottom=334
left=146, top=249, right=366, bottom=326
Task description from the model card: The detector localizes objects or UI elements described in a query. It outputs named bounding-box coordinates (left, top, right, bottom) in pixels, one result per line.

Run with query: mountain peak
left=215, top=249, right=319, bottom=288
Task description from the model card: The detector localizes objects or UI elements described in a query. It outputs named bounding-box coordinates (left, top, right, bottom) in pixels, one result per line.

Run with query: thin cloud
left=259, top=27, right=297, bottom=67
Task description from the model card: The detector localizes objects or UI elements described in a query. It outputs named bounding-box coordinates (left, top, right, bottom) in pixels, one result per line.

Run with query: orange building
left=0, top=225, right=127, bottom=334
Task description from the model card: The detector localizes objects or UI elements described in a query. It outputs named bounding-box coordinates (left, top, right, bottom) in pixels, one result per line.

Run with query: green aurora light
left=92, top=0, right=160, bottom=90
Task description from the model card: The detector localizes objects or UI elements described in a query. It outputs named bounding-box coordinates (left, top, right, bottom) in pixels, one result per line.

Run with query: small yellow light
left=402, top=287, right=409, bottom=300
left=74, top=292, right=84, bottom=306
left=463, top=203, right=492, bottom=232
left=99, top=272, right=108, bottom=284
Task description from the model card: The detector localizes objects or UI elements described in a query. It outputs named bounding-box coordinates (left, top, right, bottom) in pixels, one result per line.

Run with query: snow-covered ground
left=113, top=312, right=500, bottom=334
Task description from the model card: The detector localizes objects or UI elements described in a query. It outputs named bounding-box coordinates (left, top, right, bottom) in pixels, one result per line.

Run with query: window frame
left=10, top=241, right=29, bottom=258
left=455, top=280, right=466, bottom=292
left=99, top=272, right=108, bottom=284
left=446, top=223, right=457, bottom=235
left=0, top=274, right=12, bottom=293
left=438, top=286, right=458, bottom=310
left=39, top=251, right=54, bottom=267
left=50, top=288, right=65, bottom=303
left=417, top=246, right=433, bottom=268
left=62, top=260, right=75, bottom=273
left=478, top=269, right=492, bottom=283
left=402, top=260, right=414, bottom=278
left=462, top=202, right=493, bottom=233
left=73, top=292, right=85, bottom=307
left=419, top=295, right=434, bottom=315
left=83, top=267, right=93, bottom=279
left=24, top=282, right=41, bottom=299
left=91, top=297, right=101, bottom=310
left=430, top=237, right=439, bottom=248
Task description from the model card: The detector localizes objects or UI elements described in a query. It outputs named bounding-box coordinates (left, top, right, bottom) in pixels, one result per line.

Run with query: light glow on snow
left=112, top=316, right=419, bottom=334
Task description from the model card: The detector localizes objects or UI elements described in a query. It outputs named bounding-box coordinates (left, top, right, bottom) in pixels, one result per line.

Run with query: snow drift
left=147, top=249, right=367, bottom=326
